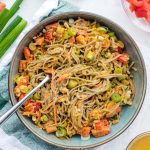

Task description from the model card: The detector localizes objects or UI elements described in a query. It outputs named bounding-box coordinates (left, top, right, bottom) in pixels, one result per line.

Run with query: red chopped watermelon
left=129, top=3, right=136, bottom=12
left=132, top=0, right=144, bottom=7
left=135, top=8, right=147, bottom=17
left=147, top=11, right=150, bottom=23
left=127, top=0, right=150, bottom=24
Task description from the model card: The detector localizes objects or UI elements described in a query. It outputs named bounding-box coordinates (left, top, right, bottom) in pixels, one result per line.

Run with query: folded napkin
left=0, top=1, right=79, bottom=150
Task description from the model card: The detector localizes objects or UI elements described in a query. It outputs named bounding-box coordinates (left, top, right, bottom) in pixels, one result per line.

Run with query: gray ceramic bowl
left=9, top=12, right=147, bottom=149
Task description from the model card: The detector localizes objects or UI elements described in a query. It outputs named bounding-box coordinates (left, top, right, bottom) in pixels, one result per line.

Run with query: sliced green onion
left=57, top=25, right=63, bottom=33
left=64, top=27, right=76, bottom=39
left=0, top=16, right=22, bottom=43
left=114, top=66, right=122, bottom=74
left=67, top=27, right=76, bottom=36
left=33, top=92, right=40, bottom=100
left=72, top=47, right=80, bottom=55
left=106, top=82, right=112, bottom=91
left=64, top=30, right=70, bottom=39
left=108, top=32, right=115, bottom=37
left=114, top=66, right=126, bottom=81
left=111, top=36, right=118, bottom=41
left=32, top=116, right=36, bottom=122
left=86, top=51, right=94, bottom=61
left=0, top=0, right=23, bottom=32
left=98, top=27, right=108, bottom=33
left=41, top=115, right=48, bottom=122
left=20, top=85, right=28, bottom=93
left=61, top=121, right=67, bottom=128
left=56, top=127, right=67, bottom=138
left=75, top=48, right=80, bottom=55
left=68, top=79, right=78, bottom=89
left=29, top=43, right=36, bottom=51
left=15, top=75, right=23, bottom=84
left=111, top=93, right=122, bottom=103
left=0, top=19, right=27, bottom=58
left=122, top=66, right=127, bottom=74
left=0, top=8, right=9, bottom=22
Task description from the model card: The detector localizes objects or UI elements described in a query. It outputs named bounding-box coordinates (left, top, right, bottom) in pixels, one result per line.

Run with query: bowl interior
left=9, top=12, right=146, bottom=149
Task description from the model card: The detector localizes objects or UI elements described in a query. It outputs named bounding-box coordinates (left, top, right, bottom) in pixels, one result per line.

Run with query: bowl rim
left=8, top=11, right=147, bottom=149
left=126, top=131, right=150, bottom=150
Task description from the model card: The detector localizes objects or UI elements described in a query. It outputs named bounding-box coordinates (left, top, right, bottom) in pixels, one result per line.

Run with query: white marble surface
left=1, top=0, right=43, bottom=21
left=0, top=0, right=150, bottom=150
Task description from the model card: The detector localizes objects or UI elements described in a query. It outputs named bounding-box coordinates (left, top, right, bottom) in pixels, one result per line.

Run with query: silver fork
left=0, top=75, right=50, bottom=126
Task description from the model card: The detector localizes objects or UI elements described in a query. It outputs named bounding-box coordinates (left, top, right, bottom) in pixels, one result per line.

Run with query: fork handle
left=0, top=75, right=50, bottom=126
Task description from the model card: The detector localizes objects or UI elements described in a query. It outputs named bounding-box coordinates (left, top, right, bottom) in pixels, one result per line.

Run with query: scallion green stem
left=0, top=0, right=23, bottom=32
left=0, top=19, right=27, bottom=58
left=0, top=16, right=22, bottom=43
left=0, top=8, right=9, bottom=21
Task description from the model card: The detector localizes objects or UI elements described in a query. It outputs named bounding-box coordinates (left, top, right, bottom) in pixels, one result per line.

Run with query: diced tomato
left=94, top=119, right=109, bottom=130
left=24, top=104, right=33, bottom=112
left=115, top=107, right=121, bottom=114
left=14, top=85, right=21, bottom=97
left=76, top=35, right=86, bottom=45
left=50, top=22, right=58, bottom=31
left=91, top=126, right=111, bottom=137
left=45, top=22, right=58, bottom=31
left=19, top=93, right=25, bottom=101
left=35, top=37, right=44, bottom=45
left=25, top=102, right=41, bottom=112
left=19, top=94, right=31, bottom=106
left=44, top=68, right=54, bottom=74
left=44, top=122, right=57, bottom=133
left=19, top=76, right=29, bottom=85
left=118, top=53, right=129, bottom=64
left=92, top=119, right=111, bottom=137
left=23, top=47, right=31, bottom=60
left=69, top=36, right=75, bottom=44
left=19, top=60, right=27, bottom=71
left=116, top=53, right=129, bottom=64
left=118, top=47, right=123, bottom=53
left=33, top=102, right=41, bottom=112
left=57, top=75, right=67, bottom=83
left=81, top=127, right=91, bottom=137
left=95, top=122, right=102, bottom=130
left=44, top=31, right=53, bottom=41
left=77, top=30, right=87, bottom=36
left=106, top=102, right=121, bottom=118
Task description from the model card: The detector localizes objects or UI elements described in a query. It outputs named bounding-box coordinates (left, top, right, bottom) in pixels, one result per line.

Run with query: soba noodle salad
left=14, top=18, right=135, bottom=140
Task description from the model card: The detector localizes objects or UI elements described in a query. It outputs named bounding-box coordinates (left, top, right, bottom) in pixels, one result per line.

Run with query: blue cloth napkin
left=0, top=1, right=78, bottom=149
